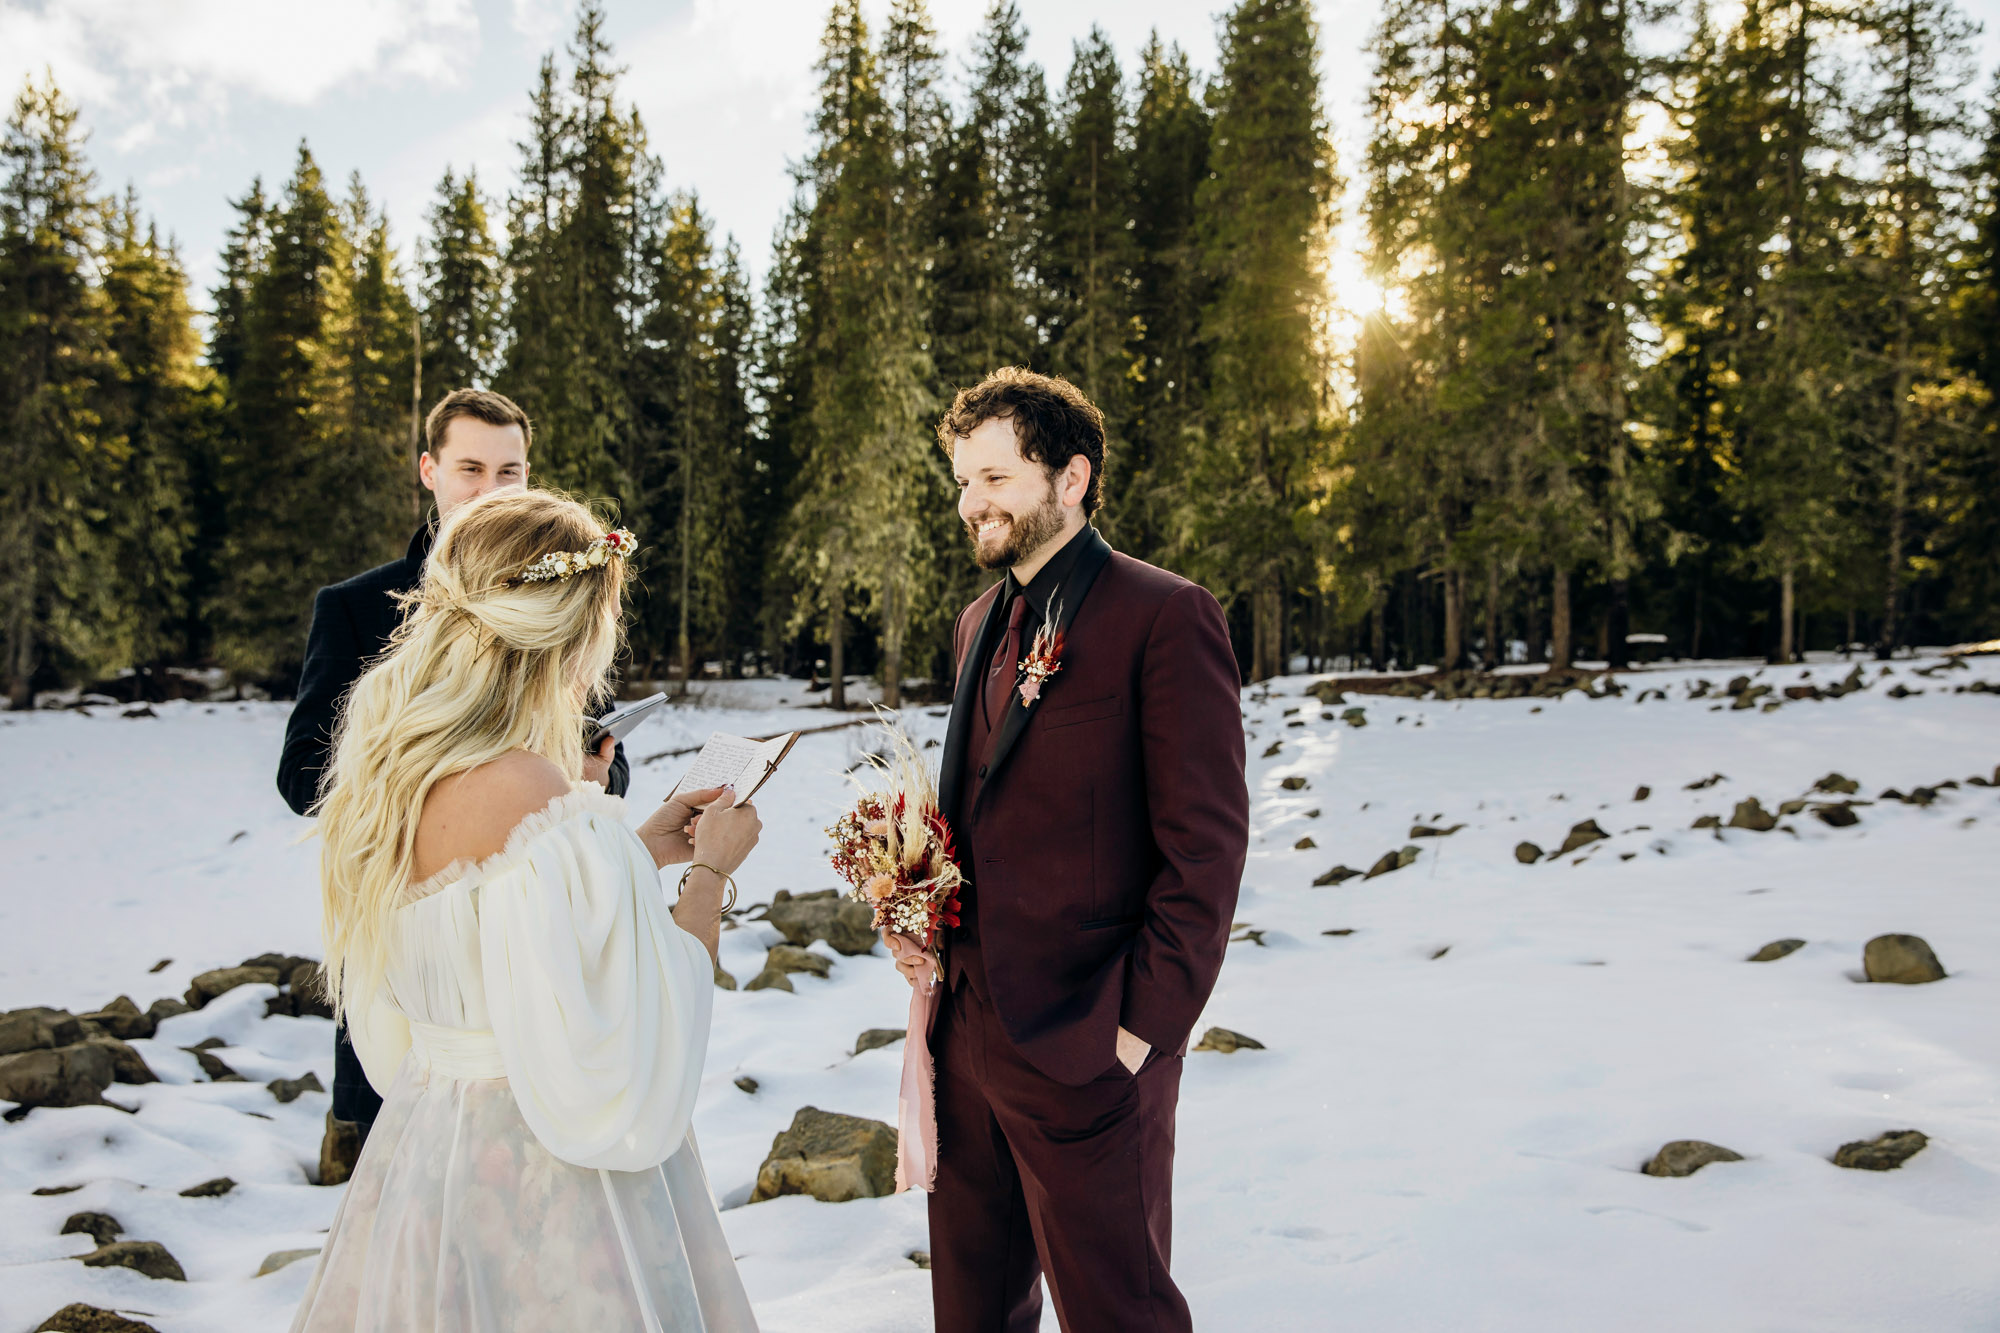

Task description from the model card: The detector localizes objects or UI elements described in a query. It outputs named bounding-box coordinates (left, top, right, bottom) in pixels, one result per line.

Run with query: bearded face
left=964, top=471, right=1066, bottom=571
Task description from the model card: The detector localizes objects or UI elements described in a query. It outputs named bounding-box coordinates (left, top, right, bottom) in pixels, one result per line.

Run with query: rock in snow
left=1642, top=1140, right=1745, bottom=1177
left=1863, top=934, right=1947, bottom=984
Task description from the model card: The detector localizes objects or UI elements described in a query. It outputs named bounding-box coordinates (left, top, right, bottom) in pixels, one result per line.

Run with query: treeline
left=2, top=0, right=1997, bottom=709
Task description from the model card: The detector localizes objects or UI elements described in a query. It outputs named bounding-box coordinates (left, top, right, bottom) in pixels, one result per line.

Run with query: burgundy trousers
left=927, top=976, right=1191, bottom=1333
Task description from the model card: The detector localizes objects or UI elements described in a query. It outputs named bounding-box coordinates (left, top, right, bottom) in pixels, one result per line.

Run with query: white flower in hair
left=512, top=528, right=639, bottom=584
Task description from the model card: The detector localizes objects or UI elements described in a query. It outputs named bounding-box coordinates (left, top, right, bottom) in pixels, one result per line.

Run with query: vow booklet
left=671, top=731, right=801, bottom=806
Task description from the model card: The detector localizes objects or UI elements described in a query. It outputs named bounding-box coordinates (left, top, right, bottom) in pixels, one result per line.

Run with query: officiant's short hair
left=425, top=388, right=534, bottom=457
left=937, top=368, right=1104, bottom=515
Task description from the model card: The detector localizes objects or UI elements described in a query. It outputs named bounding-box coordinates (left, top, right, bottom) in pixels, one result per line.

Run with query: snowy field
left=2, top=655, right=1998, bottom=1332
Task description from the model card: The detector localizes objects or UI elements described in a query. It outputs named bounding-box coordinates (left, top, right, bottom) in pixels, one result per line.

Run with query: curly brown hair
left=935, top=367, right=1105, bottom=515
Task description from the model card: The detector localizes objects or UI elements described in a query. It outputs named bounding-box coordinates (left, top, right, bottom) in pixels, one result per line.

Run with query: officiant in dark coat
left=277, top=389, right=628, bottom=1156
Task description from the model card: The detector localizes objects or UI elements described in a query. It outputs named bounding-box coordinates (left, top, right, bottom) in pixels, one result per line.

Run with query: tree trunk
left=1251, top=578, right=1283, bottom=682
left=1606, top=577, right=1630, bottom=670
left=1690, top=577, right=1704, bottom=660
left=1370, top=598, right=1386, bottom=670
left=1778, top=566, right=1796, bottom=664
left=881, top=577, right=904, bottom=710
left=827, top=597, right=846, bottom=711
left=1551, top=566, right=1573, bottom=670
left=1483, top=560, right=1501, bottom=668
left=1442, top=568, right=1465, bottom=670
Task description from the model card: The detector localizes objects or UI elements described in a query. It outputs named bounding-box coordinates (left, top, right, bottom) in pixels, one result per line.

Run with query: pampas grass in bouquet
left=826, top=721, right=963, bottom=970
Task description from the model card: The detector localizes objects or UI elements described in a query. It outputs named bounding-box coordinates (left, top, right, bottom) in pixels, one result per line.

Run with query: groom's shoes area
left=928, top=975, right=1191, bottom=1333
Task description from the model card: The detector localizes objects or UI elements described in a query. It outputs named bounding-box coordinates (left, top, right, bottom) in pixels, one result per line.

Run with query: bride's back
left=315, top=487, right=631, bottom=1026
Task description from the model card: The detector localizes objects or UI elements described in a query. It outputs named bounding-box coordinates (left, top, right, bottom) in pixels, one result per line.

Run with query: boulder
left=1193, top=1027, right=1266, bottom=1054
left=1313, top=865, right=1362, bottom=886
left=60, top=1212, right=122, bottom=1247
left=854, top=1029, right=904, bottom=1055
left=1340, top=707, right=1368, bottom=727
left=256, top=1248, right=321, bottom=1277
left=764, top=945, right=832, bottom=979
left=178, top=1177, right=235, bottom=1198
left=0, top=1007, right=85, bottom=1055
left=143, top=998, right=190, bottom=1027
left=78, top=1240, right=185, bottom=1281
left=33, top=1305, right=160, bottom=1333
left=84, top=1034, right=156, bottom=1085
left=1279, top=776, right=1309, bottom=791
left=1777, top=798, right=1808, bottom=815
left=1365, top=847, right=1418, bottom=879
left=1556, top=819, right=1608, bottom=856
left=1684, top=773, right=1727, bottom=790
left=713, top=963, right=738, bottom=991
left=0, top=1043, right=114, bottom=1108
left=1863, top=934, right=1946, bottom=984
left=1641, top=1140, right=1744, bottom=1177
left=1813, top=772, right=1860, bottom=795
left=1294, top=836, right=1318, bottom=850
left=1261, top=741, right=1282, bottom=759
left=759, top=890, right=880, bottom=956
left=78, top=997, right=152, bottom=1042
left=1833, top=1129, right=1928, bottom=1171
left=1409, top=824, right=1464, bottom=838
left=1514, top=841, right=1544, bottom=864
left=287, top=965, right=334, bottom=1020
left=1691, top=814, right=1722, bottom=829
left=1813, top=803, right=1861, bottom=828
left=749, top=1107, right=899, bottom=1203
left=183, top=1046, right=245, bottom=1082
left=744, top=969, right=794, bottom=994
left=1748, top=939, right=1806, bottom=963
left=735, top=1076, right=759, bottom=1094
left=184, top=966, right=282, bottom=1009
left=267, top=1073, right=324, bottom=1104
left=907, top=1250, right=932, bottom=1269
left=1633, top=785, right=1651, bottom=801
left=1726, top=798, right=1777, bottom=832
left=319, top=1112, right=361, bottom=1186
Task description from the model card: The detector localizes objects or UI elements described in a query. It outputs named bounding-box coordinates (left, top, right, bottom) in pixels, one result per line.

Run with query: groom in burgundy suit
left=897, top=367, right=1248, bottom=1332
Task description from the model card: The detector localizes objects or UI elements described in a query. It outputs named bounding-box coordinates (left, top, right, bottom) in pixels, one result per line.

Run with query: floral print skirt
left=291, top=1062, right=757, bottom=1332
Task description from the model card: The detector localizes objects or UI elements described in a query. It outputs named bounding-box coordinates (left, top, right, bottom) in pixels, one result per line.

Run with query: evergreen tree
left=931, top=1, right=1050, bottom=391
left=1120, top=36, right=1210, bottom=567
left=0, top=75, right=114, bottom=706
left=1847, top=0, right=1978, bottom=654
left=1191, top=0, right=1340, bottom=681
left=1043, top=29, right=1139, bottom=447
left=98, top=197, right=210, bottom=688
left=419, top=167, right=502, bottom=407
left=212, top=143, right=410, bottom=683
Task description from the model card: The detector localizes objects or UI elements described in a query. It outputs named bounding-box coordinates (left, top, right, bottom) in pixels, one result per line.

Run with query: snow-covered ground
left=3, top=656, right=1998, bottom=1331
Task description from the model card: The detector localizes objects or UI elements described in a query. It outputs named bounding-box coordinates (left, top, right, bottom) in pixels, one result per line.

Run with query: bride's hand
left=637, top=785, right=727, bottom=869
left=885, top=932, right=933, bottom=989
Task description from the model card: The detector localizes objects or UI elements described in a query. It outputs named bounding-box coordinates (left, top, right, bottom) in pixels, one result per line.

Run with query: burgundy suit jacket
left=940, top=529, right=1249, bottom=1086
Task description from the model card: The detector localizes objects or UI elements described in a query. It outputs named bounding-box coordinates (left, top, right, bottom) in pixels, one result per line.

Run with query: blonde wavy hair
left=316, top=487, right=631, bottom=1022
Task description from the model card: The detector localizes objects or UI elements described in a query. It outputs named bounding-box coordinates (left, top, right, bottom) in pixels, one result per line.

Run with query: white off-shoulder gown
left=291, top=789, right=758, bottom=1332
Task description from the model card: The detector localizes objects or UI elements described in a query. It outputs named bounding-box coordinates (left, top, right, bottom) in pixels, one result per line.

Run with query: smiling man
left=277, top=387, right=628, bottom=1170
left=898, top=366, right=1249, bottom=1333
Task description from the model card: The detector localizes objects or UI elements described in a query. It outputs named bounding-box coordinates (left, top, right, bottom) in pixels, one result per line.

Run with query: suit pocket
left=1078, top=914, right=1140, bottom=932
left=1041, top=693, right=1122, bottom=730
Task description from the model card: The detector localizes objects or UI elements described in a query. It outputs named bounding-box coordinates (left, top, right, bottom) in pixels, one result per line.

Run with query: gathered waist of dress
left=408, top=1020, right=508, bottom=1081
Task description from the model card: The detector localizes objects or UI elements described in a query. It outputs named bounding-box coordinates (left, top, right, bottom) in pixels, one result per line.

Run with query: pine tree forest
left=4, top=0, right=1999, bottom=707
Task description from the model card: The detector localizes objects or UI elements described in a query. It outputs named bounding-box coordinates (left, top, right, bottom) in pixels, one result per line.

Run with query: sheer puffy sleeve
left=349, top=986, right=412, bottom=1096
left=475, top=798, right=715, bottom=1171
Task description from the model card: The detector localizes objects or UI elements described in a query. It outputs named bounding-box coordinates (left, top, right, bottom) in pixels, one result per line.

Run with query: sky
left=2, top=0, right=1997, bottom=313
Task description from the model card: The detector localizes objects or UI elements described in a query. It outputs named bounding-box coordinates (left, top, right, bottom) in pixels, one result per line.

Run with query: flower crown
left=507, top=528, right=638, bottom=585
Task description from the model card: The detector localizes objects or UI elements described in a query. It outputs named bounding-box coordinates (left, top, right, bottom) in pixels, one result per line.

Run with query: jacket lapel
left=937, top=585, right=1005, bottom=831
left=975, top=528, right=1113, bottom=810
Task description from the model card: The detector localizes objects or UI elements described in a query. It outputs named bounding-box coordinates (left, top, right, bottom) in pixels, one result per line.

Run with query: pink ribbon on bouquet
left=894, top=963, right=942, bottom=1193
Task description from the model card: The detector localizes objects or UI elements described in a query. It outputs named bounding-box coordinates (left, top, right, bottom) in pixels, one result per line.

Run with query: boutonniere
left=1017, top=601, right=1065, bottom=707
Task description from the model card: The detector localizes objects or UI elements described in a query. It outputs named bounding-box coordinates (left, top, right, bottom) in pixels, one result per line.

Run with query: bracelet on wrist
left=677, top=862, right=738, bottom=918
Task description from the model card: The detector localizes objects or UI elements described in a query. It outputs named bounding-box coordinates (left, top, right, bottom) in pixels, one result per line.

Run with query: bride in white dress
left=292, top=488, right=762, bottom=1332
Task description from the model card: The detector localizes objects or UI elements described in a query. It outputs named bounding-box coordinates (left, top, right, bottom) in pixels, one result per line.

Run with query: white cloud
left=0, top=0, right=480, bottom=137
